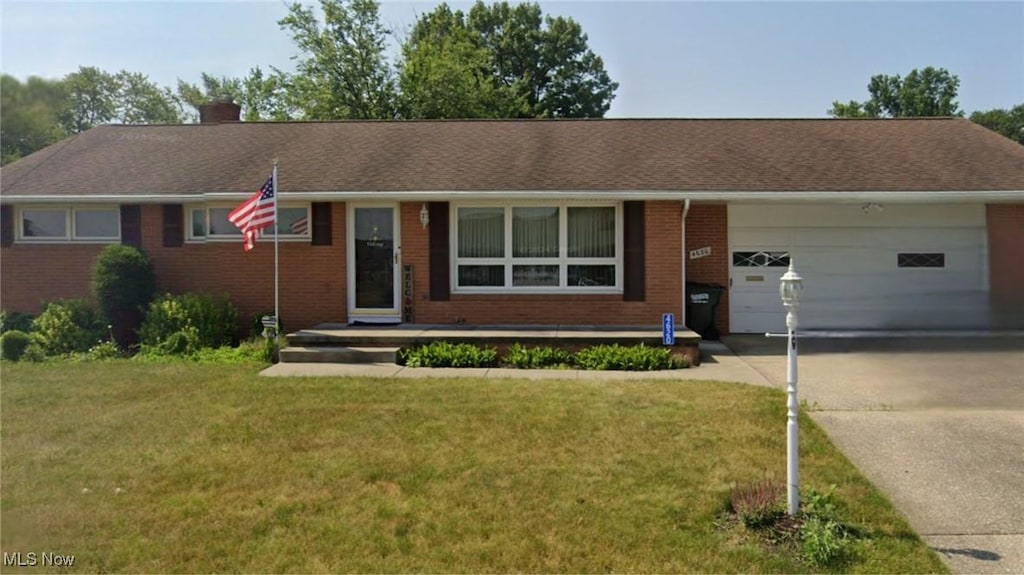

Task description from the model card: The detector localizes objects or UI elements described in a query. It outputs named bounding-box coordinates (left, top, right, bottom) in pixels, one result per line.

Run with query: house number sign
left=689, top=246, right=712, bottom=260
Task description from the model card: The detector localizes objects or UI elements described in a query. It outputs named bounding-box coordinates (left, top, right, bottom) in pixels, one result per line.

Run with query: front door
left=348, top=205, right=401, bottom=323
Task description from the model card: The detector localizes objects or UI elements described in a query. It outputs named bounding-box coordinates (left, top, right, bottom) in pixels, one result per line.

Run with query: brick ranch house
left=2, top=101, right=1023, bottom=336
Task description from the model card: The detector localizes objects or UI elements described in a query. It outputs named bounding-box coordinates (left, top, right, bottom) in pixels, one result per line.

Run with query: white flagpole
left=273, top=159, right=280, bottom=334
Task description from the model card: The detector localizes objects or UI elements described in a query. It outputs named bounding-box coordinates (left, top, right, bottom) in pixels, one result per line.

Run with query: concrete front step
left=278, top=346, right=400, bottom=364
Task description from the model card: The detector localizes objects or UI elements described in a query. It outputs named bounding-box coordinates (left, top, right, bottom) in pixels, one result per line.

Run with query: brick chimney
left=198, top=97, right=242, bottom=124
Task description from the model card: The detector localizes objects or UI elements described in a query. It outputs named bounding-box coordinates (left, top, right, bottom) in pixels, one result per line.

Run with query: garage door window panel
left=732, top=251, right=791, bottom=267
left=898, top=253, right=945, bottom=268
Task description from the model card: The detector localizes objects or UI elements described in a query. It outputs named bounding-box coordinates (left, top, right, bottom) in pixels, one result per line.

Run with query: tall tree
left=3, top=67, right=185, bottom=164
left=1, top=75, right=67, bottom=164
left=176, top=73, right=244, bottom=121
left=278, top=0, right=398, bottom=119
left=398, top=4, right=508, bottom=118
left=970, top=104, right=1024, bottom=145
left=829, top=66, right=962, bottom=118
left=470, top=1, right=617, bottom=117
left=60, top=66, right=119, bottom=133
left=115, top=71, right=182, bottom=124
left=240, top=66, right=297, bottom=121
left=401, top=1, right=617, bottom=118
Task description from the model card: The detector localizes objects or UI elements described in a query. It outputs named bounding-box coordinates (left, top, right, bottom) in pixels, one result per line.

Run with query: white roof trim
left=2, top=189, right=1023, bottom=204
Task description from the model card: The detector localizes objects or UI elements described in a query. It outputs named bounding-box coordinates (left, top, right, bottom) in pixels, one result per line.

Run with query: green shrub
left=0, top=310, right=35, bottom=334
left=731, top=479, right=786, bottom=529
left=91, top=245, right=156, bottom=347
left=262, top=337, right=282, bottom=364
left=139, top=293, right=239, bottom=354
left=800, top=515, right=848, bottom=566
left=403, top=341, right=498, bottom=368
left=395, top=346, right=412, bottom=366
left=21, top=342, right=47, bottom=362
left=31, top=300, right=106, bottom=356
left=87, top=340, right=123, bottom=361
left=1, top=330, right=32, bottom=361
left=134, top=339, right=269, bottom=365
left=192, top=341, right=269, bottom=365
left=799, top=486, right=851, bottom=567
left=504, top=343, right=572, bottom=369
left=573, top=343, right=687, bottom=371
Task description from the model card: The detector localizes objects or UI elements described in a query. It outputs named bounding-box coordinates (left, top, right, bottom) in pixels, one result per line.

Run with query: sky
left=1, top=1, right=1021, bottom=118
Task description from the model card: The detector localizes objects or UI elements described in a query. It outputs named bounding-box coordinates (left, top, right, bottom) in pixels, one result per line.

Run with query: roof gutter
left=2, top=189, right=1023, bottom=204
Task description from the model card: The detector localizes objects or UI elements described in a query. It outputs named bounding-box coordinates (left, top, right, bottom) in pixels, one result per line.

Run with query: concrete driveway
left=721, top=335, right=1024, bottom=574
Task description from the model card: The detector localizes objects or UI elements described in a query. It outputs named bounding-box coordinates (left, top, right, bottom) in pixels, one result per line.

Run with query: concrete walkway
left=261, top=342, right=772, bottom=386
left=723, top=335, right=1024, bottom=575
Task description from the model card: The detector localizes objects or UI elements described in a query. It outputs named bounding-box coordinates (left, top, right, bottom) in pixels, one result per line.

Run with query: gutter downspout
left=681, top=199, right=691, bottom=329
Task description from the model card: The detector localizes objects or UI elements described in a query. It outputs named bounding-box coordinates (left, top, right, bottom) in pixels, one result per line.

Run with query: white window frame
left=186, top=203, right=311, bottom=243
left=15, top=205, right=121, bottom=243
left=450, top=201, right=623, bottom=294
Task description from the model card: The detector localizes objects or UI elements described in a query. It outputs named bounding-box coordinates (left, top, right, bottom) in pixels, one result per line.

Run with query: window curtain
left=568, top=207, right=615, bottom=257
left=458, top=208, right=504, bottom=257
left=513, top=207, right=558, bottom=258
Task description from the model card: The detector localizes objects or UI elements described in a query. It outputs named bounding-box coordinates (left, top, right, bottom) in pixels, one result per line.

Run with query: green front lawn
left=0, top=362, right=945, bottom=573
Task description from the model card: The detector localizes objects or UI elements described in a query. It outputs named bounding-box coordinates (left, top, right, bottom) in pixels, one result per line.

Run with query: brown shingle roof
left=2, top=117, right=1023, bottom=197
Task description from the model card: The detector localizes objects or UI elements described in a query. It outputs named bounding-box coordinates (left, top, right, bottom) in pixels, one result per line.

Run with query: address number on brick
left=689, top=246, right=712, bottom=260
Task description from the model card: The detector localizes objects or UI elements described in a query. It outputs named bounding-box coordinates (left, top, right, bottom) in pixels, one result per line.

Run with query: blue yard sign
left=662, top=313, right=675, bottom=345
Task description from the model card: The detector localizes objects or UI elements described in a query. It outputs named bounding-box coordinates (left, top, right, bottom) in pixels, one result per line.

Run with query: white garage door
left=728, top=204, right=988, bottom=333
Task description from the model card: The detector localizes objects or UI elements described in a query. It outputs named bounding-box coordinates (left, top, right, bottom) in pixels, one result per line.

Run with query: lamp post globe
left=780, top=261, right=803, bottom=309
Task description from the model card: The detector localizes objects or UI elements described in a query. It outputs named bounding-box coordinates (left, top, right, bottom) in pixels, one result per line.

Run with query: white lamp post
left=779, top=259, right=803, bottom=516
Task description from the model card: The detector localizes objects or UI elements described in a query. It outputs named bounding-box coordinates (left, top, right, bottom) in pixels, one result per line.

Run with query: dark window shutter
left=311, top=202, right=332, bottom=246
left=428, top=202, right=450, bottom=301
left=0, top=205, right=13, bottom=248
left=162, top=204, right=183, bottom=248
left=623, top=201, right=645, bottom=301
left=120, top=205, right=142, bottom=248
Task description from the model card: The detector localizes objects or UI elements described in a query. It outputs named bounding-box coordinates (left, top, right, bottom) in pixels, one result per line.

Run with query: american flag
left=290, top=215, right=309, bottom=235
left=228, top=174, right=276, bottom=251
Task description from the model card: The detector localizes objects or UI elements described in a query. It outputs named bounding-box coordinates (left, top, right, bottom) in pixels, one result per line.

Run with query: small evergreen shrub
left=31, top=299, right=106, bottom=356
left=1, top=330, right=32, bottom=361
left=139, top=293, right=239, bottom=354
left=403, top=341, right=498, bottom=368
left=91, top=245, right=156, bottom=347
left=0, top=310, right=35, bottom=334
left=573, top=343, right=687, bottom=371
left=503, top=343, right=572, bottom=369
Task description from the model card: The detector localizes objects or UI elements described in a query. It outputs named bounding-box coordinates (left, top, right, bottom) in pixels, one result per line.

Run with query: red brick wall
left=987, top=203, right=1024, bottom=328
left=684, top=203, right=730, bottom=335
left=0, top=243, right=106, bottom=312
left=139, top=203, right=348, bottom=332
left=401, top=201, right=685, bottom=325
left=0, top=204, right=348, bottom=330
left=3, top=200, right=729, bottom=332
